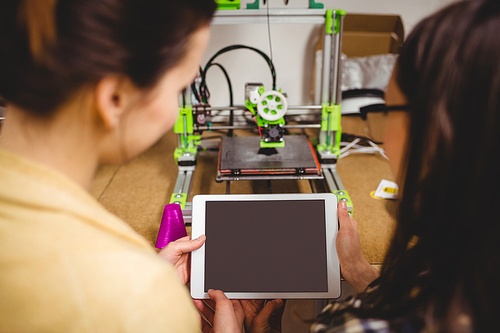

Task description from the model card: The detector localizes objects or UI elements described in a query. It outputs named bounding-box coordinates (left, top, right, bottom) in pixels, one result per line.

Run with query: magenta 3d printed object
left=155, top=203, right=188, bottom=249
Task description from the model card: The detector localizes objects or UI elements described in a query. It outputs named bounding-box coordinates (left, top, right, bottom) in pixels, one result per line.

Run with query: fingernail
left=276, top=299, right=284, bottom=305
left=340, top=200, right=346, bottom=209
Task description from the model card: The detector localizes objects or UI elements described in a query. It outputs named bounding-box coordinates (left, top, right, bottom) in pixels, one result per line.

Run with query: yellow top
left=0, top=148, right=199, bottom=332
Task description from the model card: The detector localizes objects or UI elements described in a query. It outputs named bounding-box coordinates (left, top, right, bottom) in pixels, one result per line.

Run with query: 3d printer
left=169, top=2, right=353, bottom=219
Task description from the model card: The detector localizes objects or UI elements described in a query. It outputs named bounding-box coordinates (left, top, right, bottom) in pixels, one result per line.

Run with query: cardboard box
left=342, top=14, right=404, bottom=57
left=311, top=13, right=404, bottom=104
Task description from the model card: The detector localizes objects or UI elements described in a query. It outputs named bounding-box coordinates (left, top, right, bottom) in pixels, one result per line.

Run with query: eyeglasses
left=357, top=104, right=410, bottom=143
left=359, top=103, right=410, bottom=119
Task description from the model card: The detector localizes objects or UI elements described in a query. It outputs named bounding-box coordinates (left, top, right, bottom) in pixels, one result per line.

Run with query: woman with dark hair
left=199, top=0, right=500, bottom=331
left=312, top=0, right=500, bottom=331
left=0, top=0, right=221, bottom=331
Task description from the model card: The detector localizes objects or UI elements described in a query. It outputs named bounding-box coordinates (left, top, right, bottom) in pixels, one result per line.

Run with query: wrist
left=341, top=257, right=380, bottom=293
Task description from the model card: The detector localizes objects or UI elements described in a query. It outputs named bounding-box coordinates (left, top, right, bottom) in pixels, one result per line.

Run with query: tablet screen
left=204, top=200, right=328, bottom=293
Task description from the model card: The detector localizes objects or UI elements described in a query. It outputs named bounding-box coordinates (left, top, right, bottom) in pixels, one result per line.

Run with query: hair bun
left=18, top=0, right=57, bottom=63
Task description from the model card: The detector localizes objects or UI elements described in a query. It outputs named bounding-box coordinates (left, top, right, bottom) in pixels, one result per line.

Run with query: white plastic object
left=256, top=91, right=288, bottom=121
left=341, top=96, right=385, bottom=114
left=249, top=90, right=261, bottom=104
left=373, top=179, right=399, bottom=199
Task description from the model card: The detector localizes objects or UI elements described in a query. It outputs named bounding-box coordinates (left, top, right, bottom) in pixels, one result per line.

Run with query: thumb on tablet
left=338, top=200, right=357, bottom=229
left=171, top=235, right=206, bottom=254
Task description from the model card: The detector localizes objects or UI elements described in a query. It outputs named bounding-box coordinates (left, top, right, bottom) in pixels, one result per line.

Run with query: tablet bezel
left=190, top=193, right=340, bottom=299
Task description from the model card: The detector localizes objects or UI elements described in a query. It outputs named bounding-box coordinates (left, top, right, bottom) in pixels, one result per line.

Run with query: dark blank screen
left=205, top=200, right=327, bottom=292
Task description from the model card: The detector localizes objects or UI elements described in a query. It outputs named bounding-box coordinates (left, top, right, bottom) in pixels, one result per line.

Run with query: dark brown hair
left=0, top=0, right=216, bottom=115
left=344, top=0, right=500, bottom=332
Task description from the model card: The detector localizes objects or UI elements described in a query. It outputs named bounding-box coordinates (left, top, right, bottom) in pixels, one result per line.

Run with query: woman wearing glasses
left=314, top=0, right=500, bottom=331
left=198, top=0, right=500, bottom=332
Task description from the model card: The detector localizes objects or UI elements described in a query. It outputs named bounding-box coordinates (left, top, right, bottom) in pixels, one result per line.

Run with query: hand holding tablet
left=190, top=193, right=341, bottom=300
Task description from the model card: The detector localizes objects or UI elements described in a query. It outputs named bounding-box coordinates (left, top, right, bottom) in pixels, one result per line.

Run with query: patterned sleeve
left=310, top=296, right=391, bottom=333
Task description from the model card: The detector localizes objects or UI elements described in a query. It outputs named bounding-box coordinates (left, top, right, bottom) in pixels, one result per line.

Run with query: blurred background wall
left=202, top=0, right=458, bottom=107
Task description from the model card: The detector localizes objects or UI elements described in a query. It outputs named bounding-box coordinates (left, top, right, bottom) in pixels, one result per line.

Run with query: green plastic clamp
left=216, top=0, right=240, bottom=10
left=174, top=133, right=200, bottom=156
left=245, top=99, right=257, bottom=116
left=174, top=136, right=199, bottom=159
left=246, top=0, right=259, bottom=9
left=256, top=116, right=285, bottom=129
left=318, top=103, right=341, bottom=155
left=320, top=103, right=341, bottom=131
left=325, top=9, right=346, bottom=34
left=309, top=0, right=324, bottom=9
left=173, top=105, right=200, bottom=163
left=174, top=106, right=194, bottom=135
left=317, top=141, right=340, bottom=156
left=170, top=193, right=187, bottom=209
left=260, top=140, right=285, bottom=148
left=332, top=190, right=353, bottom=214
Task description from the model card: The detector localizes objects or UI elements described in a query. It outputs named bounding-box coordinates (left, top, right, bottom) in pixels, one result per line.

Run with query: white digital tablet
left=190, top=193, right=341, bottom=299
